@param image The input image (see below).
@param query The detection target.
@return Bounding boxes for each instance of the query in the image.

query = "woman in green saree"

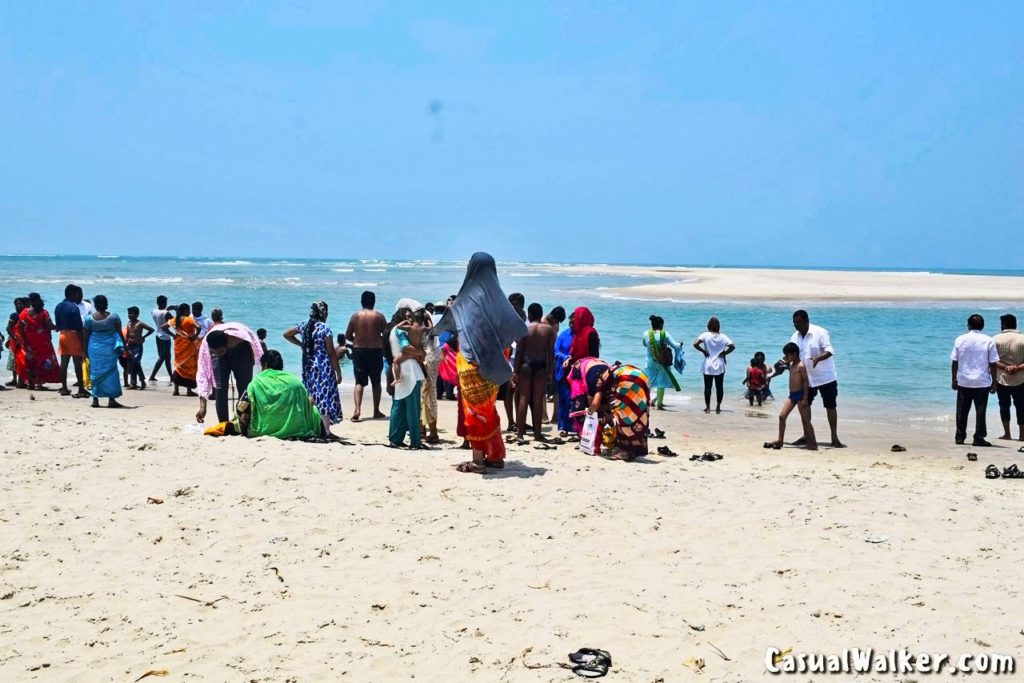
[235,350,325,439]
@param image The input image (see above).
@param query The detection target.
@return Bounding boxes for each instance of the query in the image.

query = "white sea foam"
[361,268,387,273]
[509,272,543,277]
[199,260,254,266]
[346,282,380,287]
[331,268,354,273]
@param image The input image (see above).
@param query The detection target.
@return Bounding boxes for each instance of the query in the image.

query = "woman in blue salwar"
[83,294,128,408]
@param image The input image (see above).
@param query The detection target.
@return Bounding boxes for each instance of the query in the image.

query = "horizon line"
[1,253,1022,275]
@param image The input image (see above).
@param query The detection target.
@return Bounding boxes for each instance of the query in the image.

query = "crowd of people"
[4,255,1024,471]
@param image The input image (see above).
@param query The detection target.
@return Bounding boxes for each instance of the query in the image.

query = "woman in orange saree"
[431,253,528,474]
[456,349,506,468]
[166,303,200,396]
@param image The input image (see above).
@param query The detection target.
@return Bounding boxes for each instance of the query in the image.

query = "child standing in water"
[765,342,816,450]
[743,357,768,406]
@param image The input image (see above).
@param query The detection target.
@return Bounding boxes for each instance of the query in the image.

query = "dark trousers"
[955,386,990,443]
[703,373,724,407]
[996,383,1024,425]
[215,343,254,422]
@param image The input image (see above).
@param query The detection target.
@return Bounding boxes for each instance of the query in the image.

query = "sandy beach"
[3,381,1023,681]
[552,265,1024,302]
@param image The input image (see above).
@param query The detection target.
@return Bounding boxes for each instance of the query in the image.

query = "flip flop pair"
[690,452,724,462]
[656,445,678,457]
[762,441,782,450]
[569,648,611,678]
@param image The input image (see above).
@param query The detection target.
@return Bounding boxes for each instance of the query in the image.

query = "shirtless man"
[513,303,555,442]
[346,290,388,421]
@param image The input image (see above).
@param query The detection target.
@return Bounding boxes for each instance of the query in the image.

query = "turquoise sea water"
[2,255,1021,422]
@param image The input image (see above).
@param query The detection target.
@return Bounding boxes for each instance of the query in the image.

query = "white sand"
[3,382,1023,681]
[553,265,1024,302]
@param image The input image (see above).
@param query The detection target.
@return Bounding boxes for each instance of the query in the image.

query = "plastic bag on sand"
[580,414,600,455]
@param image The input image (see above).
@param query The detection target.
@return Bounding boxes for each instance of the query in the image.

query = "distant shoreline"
[551,265,1024,303]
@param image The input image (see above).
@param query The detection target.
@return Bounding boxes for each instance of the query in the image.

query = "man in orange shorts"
[54,284,88,398]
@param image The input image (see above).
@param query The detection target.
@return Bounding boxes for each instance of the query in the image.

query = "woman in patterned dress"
[284,300,342,433]
[571,359,651,460]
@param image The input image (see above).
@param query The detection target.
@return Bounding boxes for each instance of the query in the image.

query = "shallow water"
[2,255,1020,421]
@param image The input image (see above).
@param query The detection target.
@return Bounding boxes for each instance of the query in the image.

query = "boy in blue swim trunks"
[765,342,817,450]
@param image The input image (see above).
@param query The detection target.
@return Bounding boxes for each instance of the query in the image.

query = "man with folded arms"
[993,313,1024,441]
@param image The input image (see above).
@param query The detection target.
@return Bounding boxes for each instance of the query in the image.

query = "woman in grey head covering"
[432,252,528,473]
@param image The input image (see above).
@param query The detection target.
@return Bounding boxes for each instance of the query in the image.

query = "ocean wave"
[332,268,354,273]
[200,278,236,284]
[509,272,543,277]
[199,260,254,266]
[95,255,120,259]
[345,282,380,287]
[361,268,387,273]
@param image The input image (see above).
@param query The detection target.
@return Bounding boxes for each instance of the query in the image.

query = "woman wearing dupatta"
[163,302,200,396]
[18,293,61,389]
[83,294,127,408]
[642,315,682,410]
[431,253,528,474]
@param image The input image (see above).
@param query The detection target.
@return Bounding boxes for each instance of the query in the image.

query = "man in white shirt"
[191,301,213,339]
[951,314,999,446]
[791,310,844,448]
[149,295,173,382]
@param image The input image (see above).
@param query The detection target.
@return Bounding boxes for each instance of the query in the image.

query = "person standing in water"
[693,316,735,414]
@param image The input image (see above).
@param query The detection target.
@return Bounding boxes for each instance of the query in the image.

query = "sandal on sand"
[569,648,612,678]
[967,452,978,462]
[762,442,782,450]
[652,428,666,439]
[547,437,566,445]
[1002,464,1024,479]
[701,451,724,461]
[656,446,678,457]
[456,461,487,474]
[534,443,556,450]
[1018,446,1024,453]
[985,464,1001,479]
[891,444,907,452]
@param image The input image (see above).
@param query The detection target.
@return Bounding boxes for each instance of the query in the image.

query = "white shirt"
[950,330,998,388]
[153,308,171,340]
[697,331,734,376]
[791,324,837,388]
[193,314,213,339]
[390,328,424,401]
[78,300,95,323]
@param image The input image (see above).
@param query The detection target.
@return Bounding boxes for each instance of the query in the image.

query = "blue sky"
[1,2,1022,267]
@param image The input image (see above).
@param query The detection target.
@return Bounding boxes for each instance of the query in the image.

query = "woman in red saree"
[431,253,528,474]
[18,293,61,389]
